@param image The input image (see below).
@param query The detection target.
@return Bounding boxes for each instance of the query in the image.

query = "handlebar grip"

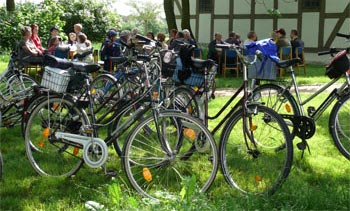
[215,44,230,49]
[336,32,350,39]
[318,51,332,56]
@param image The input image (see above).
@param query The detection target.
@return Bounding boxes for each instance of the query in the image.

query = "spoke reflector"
[73,147,80,155]
[285,103,291,113]
[43,128,50,139]
[142,167,152,182]
[255,175,262,182]
[184,128,196,140]
[38,141,45,148]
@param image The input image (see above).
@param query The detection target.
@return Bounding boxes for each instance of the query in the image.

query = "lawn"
[0,52,349,210]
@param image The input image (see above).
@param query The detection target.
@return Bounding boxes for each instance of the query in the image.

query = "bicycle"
[24,52,219,201]
[250,32,350,160]
[0,50,37,128]
[172,41,293,196]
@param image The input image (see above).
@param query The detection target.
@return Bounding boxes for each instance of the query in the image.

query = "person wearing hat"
[101,30,122,71]
[274,28,291,53]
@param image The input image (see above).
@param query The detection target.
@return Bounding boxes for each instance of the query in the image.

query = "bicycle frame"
[282,66,350,121]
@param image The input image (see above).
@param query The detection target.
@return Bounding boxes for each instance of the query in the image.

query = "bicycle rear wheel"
[252,84,299,134]
[25,96,88,177]
[329,93,350,160]
[122,110,218,201]
[219,105,293,195]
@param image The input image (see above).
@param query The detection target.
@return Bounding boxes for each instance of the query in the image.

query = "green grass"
[0,50,348,210]
[0,92,349,210]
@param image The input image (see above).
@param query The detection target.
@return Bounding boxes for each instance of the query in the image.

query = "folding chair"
[295,47,306,75]
[222,49,240,78]
[279,46,292,77]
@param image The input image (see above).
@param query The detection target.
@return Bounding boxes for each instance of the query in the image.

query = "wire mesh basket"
[248,56,278,80]
[41,66,71,93]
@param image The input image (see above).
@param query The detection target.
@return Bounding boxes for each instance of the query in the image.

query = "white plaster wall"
[255,19,274,40]
[255,0,273,14]
[190,0,196,14]
[326,0,349,13]
[232,19,251,41]
[213,19,229,40]
[214,0,229,14]
[301,13,319,48]
[325,18,350,47]
[278,1,298,14]
[233,0,251,14]
[276,19,298,37]
[198,14,212,43]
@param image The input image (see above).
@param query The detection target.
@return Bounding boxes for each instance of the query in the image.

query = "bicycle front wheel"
[219,105,293,195]
[25,96,88,177]
[329,93,350,160]
[122,110,218,201]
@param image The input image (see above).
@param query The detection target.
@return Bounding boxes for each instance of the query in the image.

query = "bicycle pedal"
[296,141,306,150]
[248,149,260,158]
[104,170,117,177]
[307,106,315,117]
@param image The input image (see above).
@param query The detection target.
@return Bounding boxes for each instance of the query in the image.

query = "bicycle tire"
[90,73,121,125]
[219,105,293,195]
[0,150,3,179]
[122,110,218,201]
[169,86,201,118]
[329,93,350,160]
[252,83,300,134]
[25,96,88,177]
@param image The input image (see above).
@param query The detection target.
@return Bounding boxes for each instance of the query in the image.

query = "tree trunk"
[164,0,177,31]
[6,0,15,12]
[181,0,195,40]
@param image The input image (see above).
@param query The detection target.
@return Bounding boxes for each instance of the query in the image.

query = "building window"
[199,0,213,13]
[303,0,320,9]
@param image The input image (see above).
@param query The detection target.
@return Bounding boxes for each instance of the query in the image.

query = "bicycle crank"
[54,132,108,168]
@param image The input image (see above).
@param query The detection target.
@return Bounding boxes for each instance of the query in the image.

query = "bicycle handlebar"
[336,32,350,39]
[135,34,162,47]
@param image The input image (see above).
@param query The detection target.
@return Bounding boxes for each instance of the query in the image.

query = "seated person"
[274,28,291,54]
[47,36,70,59]
[244,31,258,45]
[67,32,77,46]
[183,29,197,47]
[207,32,224,63]
[30,24,44,53]
[17,26,43,66]
[75,33,93,64]
[46,26,59,49]
[168,31,185,51]
[101,30,122,71]
[290,29,304,59]
[225,31,240,45]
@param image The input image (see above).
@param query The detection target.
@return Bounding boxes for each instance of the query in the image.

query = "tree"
[163,0,177,31]
[180,0,194,40]
[6,0,15,12]
[127,0,166,34]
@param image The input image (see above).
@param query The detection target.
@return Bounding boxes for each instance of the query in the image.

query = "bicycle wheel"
[219,105,293,195]
[169,86,201,118]
[25,96,88,177]
[329,93,350,160]
[0,150,2,179]
[252,83,300,133]
[122,110,218,201]
[90,74,121,125]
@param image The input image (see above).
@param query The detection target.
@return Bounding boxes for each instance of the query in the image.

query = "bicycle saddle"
[275,58,301,68]
[191,58,214,69]
[109,56,128,64]
[72,62,100,73]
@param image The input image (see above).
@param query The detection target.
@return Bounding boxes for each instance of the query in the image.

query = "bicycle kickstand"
[103,164,117,177]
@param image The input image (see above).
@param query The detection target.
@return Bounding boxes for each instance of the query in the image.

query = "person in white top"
[243,31,258,45]
[75,33,93,64]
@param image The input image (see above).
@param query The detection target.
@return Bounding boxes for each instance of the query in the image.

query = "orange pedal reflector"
[187,106,193,114]
[52,103,59,110]
[184,128,196,140]
[250,124,257,131]
[142,167,152,182]
[43,128,50,139]
[73,147,80,156]
[255,175,262,182]
[38,141,45,148]
[285,103,291,113]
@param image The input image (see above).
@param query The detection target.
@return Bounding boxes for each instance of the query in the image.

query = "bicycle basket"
[325,50,349,79]
[248,55,278,80]
[41,66,70,93]
[160,50,177,77]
